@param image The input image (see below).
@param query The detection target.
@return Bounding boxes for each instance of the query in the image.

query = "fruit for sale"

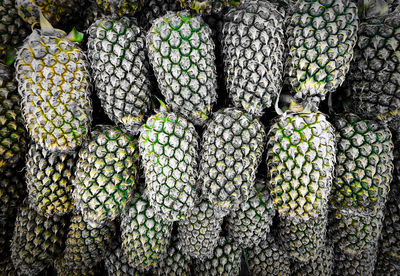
[104,242,144,276]
[221,0,285,116]
[15,15,92,153]
[72,125,138,227]
[156,242,191,276]
[96,0,145,16]
[146,11,217,125]
[87,16,152,135]
[291,243,334,276]
[332,248,377,276]
[177,0,240,14]
[139,104,198,221]
[139,0,181,30]
[0,166,26,221]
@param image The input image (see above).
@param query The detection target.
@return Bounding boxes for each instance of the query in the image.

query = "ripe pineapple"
[291,244,334,275]
[60,212,115,273]
[26,143,76,217]
[10,200,67,275]
[139,104,198,221]
[200,107,265,212]
[156,242,192,276]
[221,0,286,116]
[72,125,138,227]
[349,3,400,131]
[15,16,92,153]
[120,191,173,271]
[177,0,240,14]
[0,62,26,172]
[139,0,181,30]
[105,242,144,276]
[245,234,291,276]
[87,16,152,135]
[177,199,224,260]
[226,179,275,247]
[0,165,26,221]
[329,113,393,255]
[193,237,241,276]
[96,0,145,16]
[286,0,359,109]
[146,11,217,125]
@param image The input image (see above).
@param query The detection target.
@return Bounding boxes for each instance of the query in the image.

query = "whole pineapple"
[26,143,76,217]
[60,212,115,273]
[15,16,92,153]
[0,62,26,172]
[349,3,400,131]
[120,191,173,271]
[286,0,359,109]
[329,113,393,255]
[177,0,240,14]
[177,199,224,260]
[139,104,199,221]
[72,125,138,227]
[221,0,286,116]
[156,242,192,276]
[87,16,152,135]
[96,0,145,16]
[193,237,241,276]
[200,107,265,212]
[10,200,67,275]
[245,234,291,276]
[291,243,334,276]
[225,179,275,247]
[146,11,217,126]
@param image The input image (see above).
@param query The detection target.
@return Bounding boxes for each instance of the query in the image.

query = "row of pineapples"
[0,0,399,275]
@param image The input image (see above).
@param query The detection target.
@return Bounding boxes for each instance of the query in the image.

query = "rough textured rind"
[286,0,359,108]
[146,11,217,125]
[200,107,265,211]
[0,166,26,221]
[105,243,144,276]
[121,192,173,271]
[177,199,223,260]
[291,243,334,276]
[222,0,285,116]
[15,29,92,153]
[156,242,191,276]
[96,0,145,16]
[139,109,198,221]
[332,248,377,276]
[87,16,151,135]
[72,125,138,227]
[26,143,76,217]
[177,0,240,14]
[139,0,181,30]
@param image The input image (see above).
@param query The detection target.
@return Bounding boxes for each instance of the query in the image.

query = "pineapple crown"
[39,12,84,43]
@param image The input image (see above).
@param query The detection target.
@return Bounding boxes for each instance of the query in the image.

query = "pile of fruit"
[0,0,399,275]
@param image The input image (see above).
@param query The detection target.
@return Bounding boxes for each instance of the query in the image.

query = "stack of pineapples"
[0,0,399,275]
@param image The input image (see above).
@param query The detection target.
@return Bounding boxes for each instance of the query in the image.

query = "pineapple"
[375,254,400,275]
[96,0,145,16]
[221,0,286,116]
[120,191,173,271]
[26,143,76,217]
[72,125,138,227]
[0,61,27,172]
[10,199,67,275]
[15,15,92,153]
[286,0,359,109]
[139,104,198,221]
[87,16,152,135]
[59,212,115,273]
[193,237,241,276]
[225,179,275,247]
[139,0,181,30]
[146,11,217,126]
[329,113,393,255]
[245,234,291,276]
[177,199,224,260]
[54,257,99,276]
[332,248,377,276]
[0,165,26,221]
[156,242,192,276]
[200,107,265,212]
[0,0,29,57]
[0,217,15,266]
[104,241,144,276]
[291,244,334,275]
[349,2,400,132]
[177,0,240,14]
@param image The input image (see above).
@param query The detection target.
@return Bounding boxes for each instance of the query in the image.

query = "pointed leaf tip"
[39,11,54,34]
[65,28,84,43]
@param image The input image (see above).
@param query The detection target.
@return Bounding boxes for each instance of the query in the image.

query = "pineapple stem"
[65,28,84,43]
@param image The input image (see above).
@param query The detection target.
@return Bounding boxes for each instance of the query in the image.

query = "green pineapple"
[0,165,26,221]
[200,107,266,212]
[291,244,334,275]
[87,16,152,135]
[146,11,217,126]
[26,143,76,217]
[156,241,192,276]
[0,62,26,172]
[286,0,359,109]
[177,199,224,260]
[72,125,138,227]
[329,113,393,255]
[225,179,275,247]
[10,199,67,275]
[15,16,92,153]
[139,104,199,221]
[177,0,240,14]
[120,191,173,271]
[245,234,291,276]
[193,237,241,276]
[221,0,286,116]
[96,0,145,16]
[59,212,115,273]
